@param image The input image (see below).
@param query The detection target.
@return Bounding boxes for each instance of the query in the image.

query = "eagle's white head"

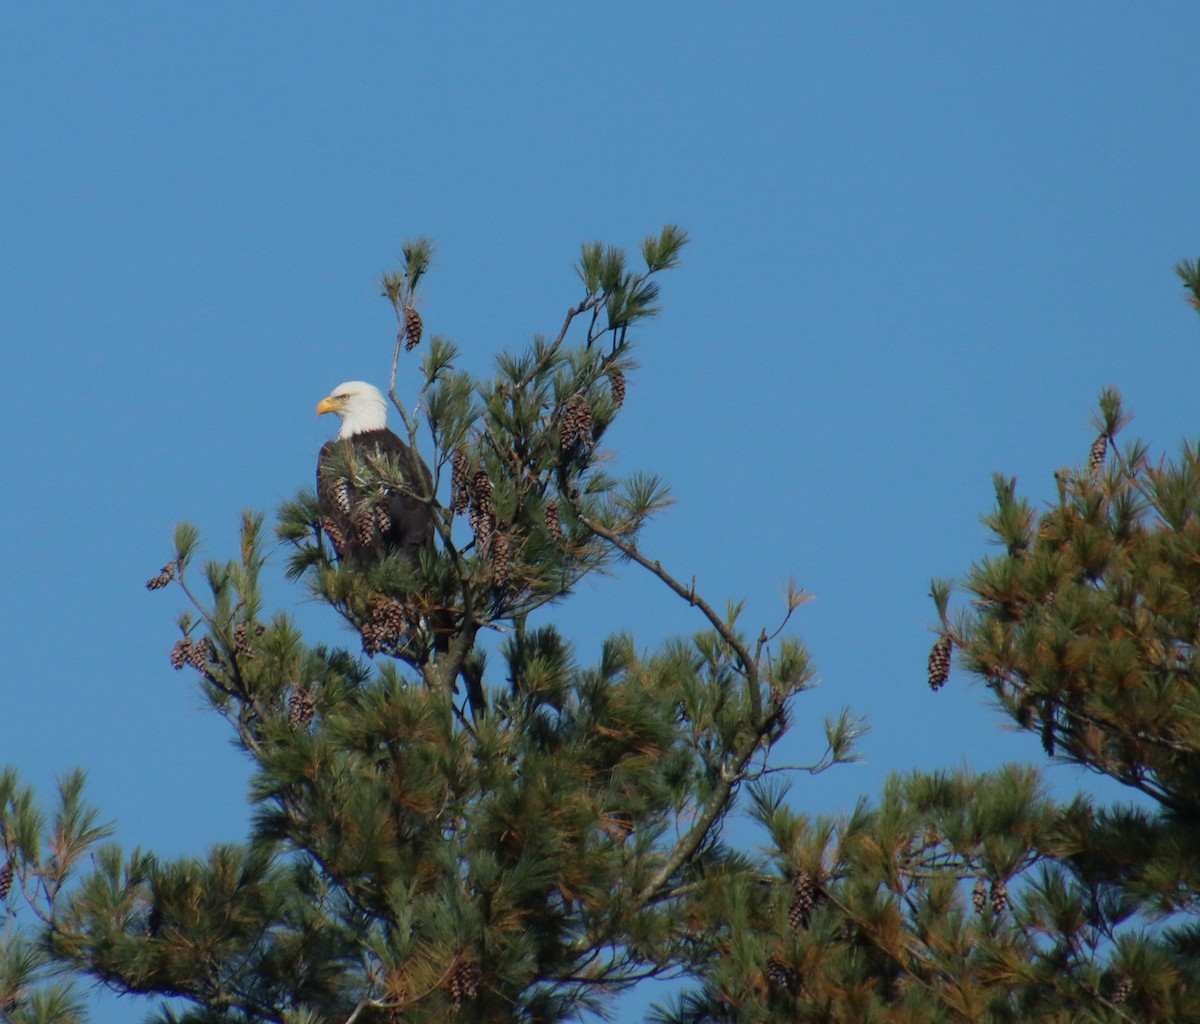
[316,381,389,439]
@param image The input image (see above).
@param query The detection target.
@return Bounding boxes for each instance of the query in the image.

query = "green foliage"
[915,386,1200,1020]
[380,237,435,310]
[663,761,1198,1024]
[0,230,851,1024]
[949,399,1200,816]
[13,246,1199,1024]
[666,366,1200,1019]
[0,769,111,1022]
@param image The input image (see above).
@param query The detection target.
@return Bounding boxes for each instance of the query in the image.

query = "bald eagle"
[315,381,434,566]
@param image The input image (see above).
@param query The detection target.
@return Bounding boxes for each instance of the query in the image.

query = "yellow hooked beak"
[316,396,340,416]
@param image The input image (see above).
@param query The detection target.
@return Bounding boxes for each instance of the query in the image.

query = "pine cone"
[361,597,413,656]
[360,620,387,657]
[544,499,563,542]
[989,878,1008,916]
[608,368,626,408]
[560,394,593,452]
[474,513,495,551]
[448,961,482,1008]
[403,304,424,350]
[472,469,493,516]
[170,638,194,671]
[928,636,952,691]
[470,470,495,547]
[145,563,175,590]
[492,532,511,590]
[451,450,470,516]
[233,623,254,658]
[765,954,801,996]
[288,686,316,730]
[972,876,986,914]
[354,507,376,549]
[1112,976,1132,1004]
[0,859,13,900]
[320,517,345,558]
[188,636,212,672]
[788,869,818,931]
[375,501,393,536]
[331,479,353,517]
[1041,712,1055,757]
[1088,433,1108,475]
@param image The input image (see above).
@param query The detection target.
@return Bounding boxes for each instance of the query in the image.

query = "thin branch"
[342,999,370,1024]
[756,583,811,654]
[387,332,417,440]
[516,292,606,390]
[575,511,760,718]
[746,756,847,779]
[631,726,764,908]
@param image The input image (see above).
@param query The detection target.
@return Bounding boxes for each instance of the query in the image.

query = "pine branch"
[574,511,761,719]
[386,330,418,440]
[515,292,607,392]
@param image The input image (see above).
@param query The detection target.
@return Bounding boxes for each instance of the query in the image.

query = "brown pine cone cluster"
[288,686,316,730]
[145,563,175,590]
[989,878,1009,916]
[765,953,801,996]
[233,622,258,658]
[0,859,14,900]
[559,394,593,452]
[788,868,822,931]
[361,596,414,656]
[448,961,482,1009]
[170,636,214,675]
[170,638,192,670]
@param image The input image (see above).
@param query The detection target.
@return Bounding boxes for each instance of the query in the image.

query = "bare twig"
[516,292,606,390]
[387,331,418,440]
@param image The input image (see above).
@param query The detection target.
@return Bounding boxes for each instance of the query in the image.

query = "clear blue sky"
[3,5,1199,1021]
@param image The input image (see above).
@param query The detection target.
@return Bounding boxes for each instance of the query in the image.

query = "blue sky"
[3,5,1199,1021]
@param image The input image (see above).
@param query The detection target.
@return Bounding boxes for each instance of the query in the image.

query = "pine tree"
[0,769,109,1024]
[0,230,860,1024]
[923,383,1200,1021]
[659,265,1200,1024]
